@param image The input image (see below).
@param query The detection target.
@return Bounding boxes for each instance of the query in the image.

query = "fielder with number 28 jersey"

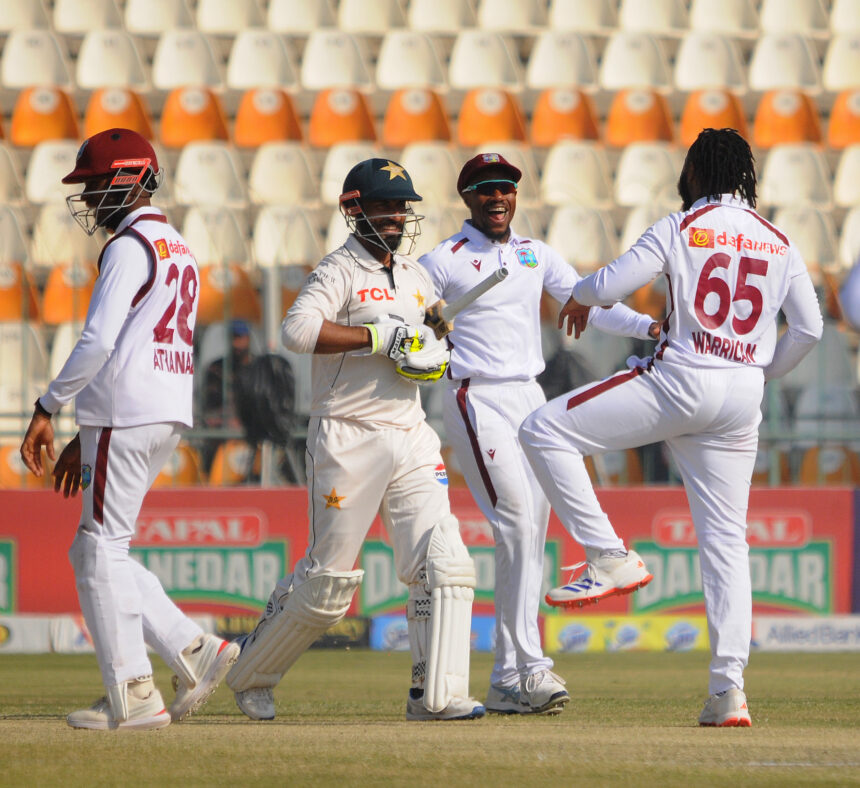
[520,129,823,728]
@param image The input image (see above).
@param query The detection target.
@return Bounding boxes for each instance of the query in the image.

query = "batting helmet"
[339,158,423,256]
[64,127,162,235]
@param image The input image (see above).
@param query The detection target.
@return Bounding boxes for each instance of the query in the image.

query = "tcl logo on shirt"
[357,287,395,302]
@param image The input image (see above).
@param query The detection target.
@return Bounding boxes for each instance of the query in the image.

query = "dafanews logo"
[154,239,169,260]
[130,512,286,611]
[0,541,14,614]
[688,227,714,248]
[632,509,832,614]
[358,540,559,616]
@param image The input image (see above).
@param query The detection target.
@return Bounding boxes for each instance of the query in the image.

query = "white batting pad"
[226,570,363,692]
[422,516,477,713]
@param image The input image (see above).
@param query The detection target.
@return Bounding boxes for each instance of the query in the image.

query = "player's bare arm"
[313,319,376,354]
[20,400,56,477]
[53,433,82,498]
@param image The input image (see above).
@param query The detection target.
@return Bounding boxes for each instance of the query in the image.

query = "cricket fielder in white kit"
[226,159,484,722]
[519,129,823,727]
[20,128,239,730]
[419,153,660,715]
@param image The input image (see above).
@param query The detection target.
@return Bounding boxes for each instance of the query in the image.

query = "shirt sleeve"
[763,255,824,381]
[282,257,349,354]
[40,236,150,413]
[588,302,656,339]
[573,216,672,306]
[539,242,580,304]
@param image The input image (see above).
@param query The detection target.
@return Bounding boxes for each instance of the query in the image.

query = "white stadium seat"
[674,32,746,93]
[247,142,318,206]
[124,0,194,36]
[759,0,828,36]
[448,31,522,90]
[0,207,29,264]
[758,144,832,209]
[830,0,860,33]
[173,142,246,207]
[617,0,687,35]
[546,205,617,273]
[748,33,821,93]
[838,206,860,268]
[598,31,672,91]
[688,0,757,36]
[267,0,336,33]
[475,0,546,32]
[834,146,860,208]
[300,30,374,90]
[526,31,598,91]
[54,0,122,33]
[320,142,380,205]
[411,208,462,259]
[375,31,447,90]
[407,0,476,32]
[773,207,838,284]
[76,30,149,91]
[226,29,299,90]
[25,141,79,204]
[338,0,406,33]
[253,206,322,267]
[540,140,613,208]
[151,30,222,90]
[324,207,350,254]
[823,34,860,93]
[181,207,249,267]
[398,142,461,207]
[614,142,682,207]
[1,30,73,90]
[0,0,50,31]
[620,202,677,251]
[196,0,264,34]
[31,202,100,268]
[0,144,22,205]
[547,0,616,33]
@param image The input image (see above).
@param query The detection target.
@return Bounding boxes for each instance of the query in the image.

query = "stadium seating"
[1,29,74,89]
[758,144,832,209]
[398,142,461,206]
[31,202,100,269]
[759,0,829,36]
[598,31,672,91]
[457,89,527,147]
[822,33,860,93]
[196,0,264,33]
[226,29,299,90]
[381,89,452,147]
[830,0,860,32]
[530,88,600,146]
[181,206,249,266]
[83,88,154,140]
[234,89,302,148]
[308,88,377,147]
[614,142,681,206]
[10,88,78,148]
[679,90,748,147]
[773,206,838,284]
[585,449,644,486]
[839,206,860,268]
[617,0,686,35]
[124,0,194,35]
[319,142,380,204]
[160,87,230,149]
[476,0,546,31]
[300,30,373,90]
[338,0,406,32]
[546,0,617,33]
[448,31,522,90]
[42,262,97,325]
[172,142,246,207]
[152,443,205,488]
[605,89,673,147]
[76,30,149,91]
[828,90,860,150]
[375,31,447,90]
[673,32,747,93]
[151,30,222,90]
[53,0,123,32]
[0,207,30,264]
[0,443,53,489]
[0,0,51,31]
[208,440,260,485]
[196,263,262,325]
[252,206,322,267]
[526,31,599,90]
[546,205,617,273]
[540,140,613,207]
[25,141,79,204]
[748,33,822,92]
[753,90,823,149]
[267,0,337,33]
[0,262,39,323]
[247,142,317,205]
[688,0,757,36]
[799,446,860,485]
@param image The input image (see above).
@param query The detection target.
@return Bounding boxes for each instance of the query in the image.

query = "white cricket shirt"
[41,207,198,427]
[282,235,435,428]
[419,220,654,381]
[572,195,823,377]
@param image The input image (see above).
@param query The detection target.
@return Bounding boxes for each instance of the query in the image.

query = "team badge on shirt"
[516,248,538,268]
[81,464,92,490]
[688,227,715,248]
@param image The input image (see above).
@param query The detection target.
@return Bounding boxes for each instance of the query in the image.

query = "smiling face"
[461,165,518,242]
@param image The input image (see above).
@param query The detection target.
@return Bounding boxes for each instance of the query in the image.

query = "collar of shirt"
[689,193,751,211]
[459,219,526,250]
[345,232,405,271]
[113,205,165,234]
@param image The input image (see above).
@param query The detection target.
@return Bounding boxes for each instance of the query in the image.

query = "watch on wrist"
[34,398,52,419]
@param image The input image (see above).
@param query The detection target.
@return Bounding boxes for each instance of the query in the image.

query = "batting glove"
[395,325,450,385]
[364,315,417,362]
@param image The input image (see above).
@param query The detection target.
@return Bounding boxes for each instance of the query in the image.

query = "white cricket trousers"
[287,417,454,591]
[69,423,202,688]
[443,378,552,686]
[520,359,763,694]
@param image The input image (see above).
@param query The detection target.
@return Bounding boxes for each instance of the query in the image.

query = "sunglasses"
[461,179,518,196]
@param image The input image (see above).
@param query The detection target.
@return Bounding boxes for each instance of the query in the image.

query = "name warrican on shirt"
[572,194,823,378]
[41,207,198,428]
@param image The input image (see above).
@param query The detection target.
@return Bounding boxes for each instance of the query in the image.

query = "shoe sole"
[235,694,275,721]
[485,706,527,715]
[406,705,487,721]
[171,641,241,722]
[545,573,654,609]
[700,717,752,727]
[528,693,570,715]
[67,711,172,731]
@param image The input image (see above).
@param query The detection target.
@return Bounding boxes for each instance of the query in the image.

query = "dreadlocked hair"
[686,128,756,208]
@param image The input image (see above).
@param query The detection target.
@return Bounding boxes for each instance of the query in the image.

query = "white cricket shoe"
[485,682,526,714]
[545,549,653,609]
[698,688,752,727]
[169,634,241,721]
[521,670,569,715]
[67,677,171,731]
[406,689,486,721]
[235,687,276,720]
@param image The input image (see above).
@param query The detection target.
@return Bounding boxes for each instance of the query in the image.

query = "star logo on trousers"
[324,488,346,509]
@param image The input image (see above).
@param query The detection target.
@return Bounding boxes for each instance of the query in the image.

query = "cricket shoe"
[521,670,569,715]
[406,689,486,721]
[698,689,752,727]
[169,634,241,721]
[545,549,653,609]
[67,677,171,731]
[485,682,526,714]
[235,687,276,721]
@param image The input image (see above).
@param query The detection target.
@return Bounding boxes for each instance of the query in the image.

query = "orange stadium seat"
[751,447,791,485]
[585,449,644,485]
[605,89,672,147]
[753,90,822,149]
[308,88,376,148]
[531,88,599,147]
[381,89,451,148]
[152,443,205,488]
[828,90,860,150]
[234,89,302,148]
[83,88,153,139]
[160,87,229,149]
[208,440,260,485]
[42,261,97,325]
[0,262,39,322]
[680,90,748,147]
[10,87,79,148]
[197,263,262,326]
[457,88,527,147]
[799,446,860,485]
[0,444,53,489]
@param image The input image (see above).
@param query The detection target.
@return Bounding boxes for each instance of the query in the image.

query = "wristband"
[34,398,52,419]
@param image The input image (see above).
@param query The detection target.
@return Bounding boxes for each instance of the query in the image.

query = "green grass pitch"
[0,650,858,786]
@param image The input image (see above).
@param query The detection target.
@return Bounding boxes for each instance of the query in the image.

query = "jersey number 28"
[693,253,768,335]
[153,262,198,345]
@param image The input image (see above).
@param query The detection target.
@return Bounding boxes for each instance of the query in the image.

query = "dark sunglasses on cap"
[460,179,518,196]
